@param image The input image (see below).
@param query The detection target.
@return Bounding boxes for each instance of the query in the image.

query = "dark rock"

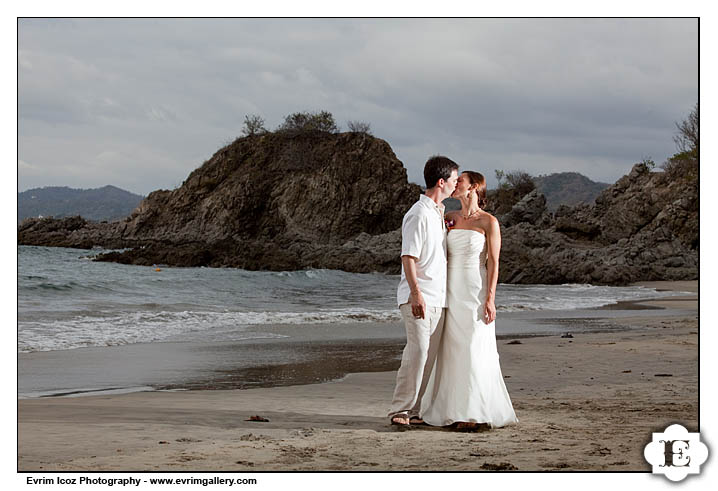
[496,161,697,285]
[500,189,549,227]
[19,132,421,274]
[18,133,697,285]
[480,462,518,471]
[554,204,600,240]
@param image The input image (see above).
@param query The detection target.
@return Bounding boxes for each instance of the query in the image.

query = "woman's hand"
[483,298,496,324]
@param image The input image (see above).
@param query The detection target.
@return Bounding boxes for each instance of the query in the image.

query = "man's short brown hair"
[424,155,459,189]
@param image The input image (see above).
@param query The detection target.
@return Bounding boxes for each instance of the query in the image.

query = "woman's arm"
[483,215,501,324]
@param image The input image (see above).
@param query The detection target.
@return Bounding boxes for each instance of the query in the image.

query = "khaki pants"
[388,303,446,418]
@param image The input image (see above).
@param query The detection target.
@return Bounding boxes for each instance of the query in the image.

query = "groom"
[389,155,459,426]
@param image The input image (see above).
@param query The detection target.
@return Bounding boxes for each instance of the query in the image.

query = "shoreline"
[19,281,698,398]
[18,281,698,471]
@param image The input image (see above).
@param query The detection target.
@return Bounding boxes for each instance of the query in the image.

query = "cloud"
[18,18,697,194]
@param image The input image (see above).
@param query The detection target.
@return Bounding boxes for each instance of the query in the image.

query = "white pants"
[388,304,446,418]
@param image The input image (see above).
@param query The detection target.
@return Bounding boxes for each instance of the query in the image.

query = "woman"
[419,171,518,430]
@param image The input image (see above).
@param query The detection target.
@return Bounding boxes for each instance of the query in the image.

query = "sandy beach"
[18,281,698,472]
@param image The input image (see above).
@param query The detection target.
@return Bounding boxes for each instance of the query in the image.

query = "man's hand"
[401,255,425,319]
[409,290,427,319]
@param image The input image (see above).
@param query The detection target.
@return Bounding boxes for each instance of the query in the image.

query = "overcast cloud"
[18,18,697,195]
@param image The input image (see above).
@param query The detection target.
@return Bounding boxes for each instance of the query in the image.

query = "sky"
[18,18,697,196]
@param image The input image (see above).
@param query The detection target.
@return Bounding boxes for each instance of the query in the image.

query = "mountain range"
[533,172,610,210]
[18,185,144,224]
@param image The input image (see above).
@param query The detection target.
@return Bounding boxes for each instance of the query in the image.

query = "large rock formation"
[18,133,698,285]
[19,131,421,273]
[498,161,698,284]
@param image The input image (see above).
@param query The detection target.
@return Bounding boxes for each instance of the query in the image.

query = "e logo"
[644,424,708,482]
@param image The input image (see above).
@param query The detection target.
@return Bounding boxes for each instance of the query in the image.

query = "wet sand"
[19,298,694,398]
[18,281,698,471]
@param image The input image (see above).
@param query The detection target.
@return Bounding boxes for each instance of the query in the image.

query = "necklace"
[461,209,481,219]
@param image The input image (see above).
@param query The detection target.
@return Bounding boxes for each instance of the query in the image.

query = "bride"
[420,171,518,430]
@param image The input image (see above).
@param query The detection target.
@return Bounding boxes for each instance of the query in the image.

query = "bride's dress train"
[420,229,518,428]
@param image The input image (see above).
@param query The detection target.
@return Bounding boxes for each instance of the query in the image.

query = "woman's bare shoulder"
[480,212,500,230]
[478,210,497,222]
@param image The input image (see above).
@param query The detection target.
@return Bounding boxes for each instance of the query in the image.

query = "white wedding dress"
[420,228,518,428]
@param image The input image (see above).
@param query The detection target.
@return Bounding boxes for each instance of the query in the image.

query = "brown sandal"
[455,422,481,432]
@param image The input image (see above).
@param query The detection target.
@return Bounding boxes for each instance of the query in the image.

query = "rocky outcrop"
[19,131,421,273]
[18,134,698,285]
[496,161,698,284]
[17,216,130,249]
[500,189,551,228]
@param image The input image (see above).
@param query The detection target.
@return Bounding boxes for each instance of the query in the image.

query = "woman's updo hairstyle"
[463,171,487,209]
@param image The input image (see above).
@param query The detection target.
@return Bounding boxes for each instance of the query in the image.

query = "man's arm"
[401,255,426,319]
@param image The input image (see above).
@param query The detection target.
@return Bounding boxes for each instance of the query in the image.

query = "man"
[389,155,459,427]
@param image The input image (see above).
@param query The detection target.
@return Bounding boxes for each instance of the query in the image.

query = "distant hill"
[533,172,610,211]
[18,185,144,224]
[442,172,610,213]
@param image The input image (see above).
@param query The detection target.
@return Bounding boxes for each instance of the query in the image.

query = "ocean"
[19,245,695,398]
[18,245,685,354]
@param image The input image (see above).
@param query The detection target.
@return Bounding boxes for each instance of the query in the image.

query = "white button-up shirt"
[396,194,448,308]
